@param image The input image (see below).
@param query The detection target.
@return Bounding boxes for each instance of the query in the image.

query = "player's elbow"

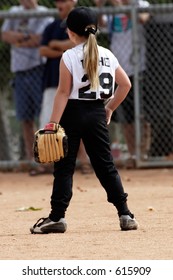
[127,79,132,91]
[123,79,132,95]
[121,82,132,99]
[60,90,70,99]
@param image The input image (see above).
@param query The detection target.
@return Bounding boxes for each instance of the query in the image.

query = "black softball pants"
[49,100,131,221]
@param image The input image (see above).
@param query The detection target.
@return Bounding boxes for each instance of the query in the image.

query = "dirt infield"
[0,168,173,260]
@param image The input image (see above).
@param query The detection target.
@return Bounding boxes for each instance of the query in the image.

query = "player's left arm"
[105,65,131,124]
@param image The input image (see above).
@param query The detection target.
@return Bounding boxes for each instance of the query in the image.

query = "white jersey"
[62,43,119,100]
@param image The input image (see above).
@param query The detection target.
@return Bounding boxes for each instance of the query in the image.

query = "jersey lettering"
[78,72,113,100]
[79,74,97,99]
[99,57,110,67]
[81,57,110,67]
[100,73,113,99]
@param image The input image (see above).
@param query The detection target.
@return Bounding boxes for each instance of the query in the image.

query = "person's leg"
[122,123,135,155]
[81,101,137,228]
[21,120,35,160]
[28,87,57,175]
[14,72,35,160]
[119,77,136,167]
[82,104,138,230]
[121,74,151,166]
[49,113,82,220]
[77,140,93,174]
[83,120,130,216]
[27,66,54,174]
[39,88,57,128]
[140,119,151,159]
[30,102,81,233]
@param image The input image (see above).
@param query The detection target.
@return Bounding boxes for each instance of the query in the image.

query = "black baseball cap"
[66,6,98,36]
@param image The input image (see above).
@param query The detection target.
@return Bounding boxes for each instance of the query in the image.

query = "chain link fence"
[0,0,173,170]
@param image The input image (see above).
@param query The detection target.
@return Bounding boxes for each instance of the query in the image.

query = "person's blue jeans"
[14,65,44,120]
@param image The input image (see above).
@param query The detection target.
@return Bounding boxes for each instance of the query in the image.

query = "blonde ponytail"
[83,31,99,90]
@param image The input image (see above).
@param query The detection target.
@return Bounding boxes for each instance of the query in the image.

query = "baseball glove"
[33,122,68,163]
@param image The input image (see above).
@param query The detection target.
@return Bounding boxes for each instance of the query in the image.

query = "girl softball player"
[30,6,138,234]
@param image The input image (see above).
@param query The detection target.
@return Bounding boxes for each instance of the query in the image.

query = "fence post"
[131,0,141,167]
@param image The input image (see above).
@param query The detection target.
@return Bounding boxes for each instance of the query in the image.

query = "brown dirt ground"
[0,168,173,260]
